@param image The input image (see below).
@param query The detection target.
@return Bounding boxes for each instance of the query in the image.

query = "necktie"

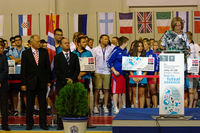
[66,53,70,65]
[34,51,39,65]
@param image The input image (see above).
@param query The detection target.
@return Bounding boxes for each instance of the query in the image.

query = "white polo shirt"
[92,44,114,74]
[70,42,76,52]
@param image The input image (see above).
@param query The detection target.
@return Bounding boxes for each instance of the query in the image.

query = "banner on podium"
[159,53,184,116]
[122,56,154,71]
[79,57,95,71]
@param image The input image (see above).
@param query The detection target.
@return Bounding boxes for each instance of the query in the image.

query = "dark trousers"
[56,89,63,127]
[26,84,47,127]
[0,91,8,128]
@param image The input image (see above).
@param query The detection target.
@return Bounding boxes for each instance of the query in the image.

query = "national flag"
[119,13,133,34]
[137,12,152,33]
[46,14,59,35]
[74,14,87,35]
[175,11,190,32]
[0,15,4,36]
[47,14,56,103]
[194,11,200,33]
[18,15,32,36]
[99,12,114,35]
[156,12,171,33]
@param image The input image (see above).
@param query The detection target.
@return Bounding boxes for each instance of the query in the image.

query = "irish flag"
[119,13,133,33]
[156,12,171,33]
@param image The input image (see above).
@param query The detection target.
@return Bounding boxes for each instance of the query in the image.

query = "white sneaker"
[122,105,126,108]
[114,107,119,114]
[131,105,134,108]
[93,107,99,114]
[103,106,109,113]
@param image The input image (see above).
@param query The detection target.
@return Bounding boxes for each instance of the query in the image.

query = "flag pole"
[153,11,155,40]
[11,13,13,37]
[134,11,136,40]
[192,10,193,34]
[67,12,69,40]
[38,13,40,38]
[96,12,98,46]
[115,12,117,36]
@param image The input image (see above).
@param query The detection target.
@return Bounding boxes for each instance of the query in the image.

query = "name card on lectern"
[79,57,95,71]
[122,56,154,71]
[8,60,15,74]
[187,59,199,73]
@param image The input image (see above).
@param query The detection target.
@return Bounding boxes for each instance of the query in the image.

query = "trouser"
[0,91,8,128]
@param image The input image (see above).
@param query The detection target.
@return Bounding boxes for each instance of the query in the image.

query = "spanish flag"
[46,14,60,35]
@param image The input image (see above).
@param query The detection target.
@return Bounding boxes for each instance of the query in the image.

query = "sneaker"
[103,106,109,113]
[93,107,99,114]
[122,105,126,108]
[13,110,19,116]
[131,105,134,108]
[114,107,119,114]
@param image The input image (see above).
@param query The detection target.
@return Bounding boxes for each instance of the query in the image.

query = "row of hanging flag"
[0,11,200,37]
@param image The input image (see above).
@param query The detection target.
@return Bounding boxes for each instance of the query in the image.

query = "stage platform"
[113,108,200,133]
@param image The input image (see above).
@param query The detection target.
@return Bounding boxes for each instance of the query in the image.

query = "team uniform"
[72,49,93,91]
[107,46,128,94]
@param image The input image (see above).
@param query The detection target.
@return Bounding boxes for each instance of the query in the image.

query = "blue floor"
[0,125,112,131]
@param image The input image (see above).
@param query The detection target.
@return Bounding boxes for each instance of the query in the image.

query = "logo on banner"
[88,58,94,64]
[70,125,79,133]
[192,60,198,66]
[162,85,182,115]
[148,58,153,64]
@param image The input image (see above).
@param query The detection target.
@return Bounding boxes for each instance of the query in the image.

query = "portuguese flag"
[156,12,171,33]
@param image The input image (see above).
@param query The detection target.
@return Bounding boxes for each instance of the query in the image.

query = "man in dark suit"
[54,37,80,130]
[21,35,51,130]
[0,42,10,131]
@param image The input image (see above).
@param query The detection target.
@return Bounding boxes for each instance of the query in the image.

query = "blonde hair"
[186,31,192,40]
[72,32,79,42]
[138,37,143,42]
[171,17,184,31]
[143,40,150,45]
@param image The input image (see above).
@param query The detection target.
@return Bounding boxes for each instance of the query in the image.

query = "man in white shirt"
[92,34,114,113]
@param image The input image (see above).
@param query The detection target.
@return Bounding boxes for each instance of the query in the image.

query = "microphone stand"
[156,31,166,53]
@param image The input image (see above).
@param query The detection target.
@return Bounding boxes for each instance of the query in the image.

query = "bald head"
[60,38,70,52]
[30,35,41,50]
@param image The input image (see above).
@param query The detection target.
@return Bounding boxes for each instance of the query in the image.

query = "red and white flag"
[18,15,32,36]
[119,13,133,34]
[194,11,200,33]
[47,13,56,103]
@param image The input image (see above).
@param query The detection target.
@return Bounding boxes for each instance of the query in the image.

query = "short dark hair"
[10,37,15,42]
[88,38,94,42]
[28,40,30,43]
[77,37,86,45]
[85,36,89,39]
[0,41,5,48]
[3,40,7,43]
[14,35,22,40]
[112,36,119,40]
[40,39,47,44]
[99,34,109,44]
[54,28,63,35]
[118,36,129,46]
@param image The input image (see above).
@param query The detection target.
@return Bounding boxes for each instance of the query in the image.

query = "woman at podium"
[161,17,190,51]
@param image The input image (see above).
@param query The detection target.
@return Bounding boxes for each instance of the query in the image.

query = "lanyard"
[16,48,22,58]
[101,48,106,61]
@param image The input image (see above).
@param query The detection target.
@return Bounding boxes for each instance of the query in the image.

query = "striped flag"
[47,14,56,103]
[137,12,152,33]
[74,14,87,35]
[175,11,190,32]
[156,12,171,33]
[18,15,32,36]
[119,13,133,34]
[0,15,4,36]
[46,15,59,35]
[194,11,200,33]
[99,12,114,35]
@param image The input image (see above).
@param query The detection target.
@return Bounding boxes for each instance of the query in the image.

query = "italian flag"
[156,12,171,33]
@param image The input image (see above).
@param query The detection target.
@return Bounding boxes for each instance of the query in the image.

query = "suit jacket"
[0,54,8,92]
[54,52,80,90]
[21,48,51,90]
